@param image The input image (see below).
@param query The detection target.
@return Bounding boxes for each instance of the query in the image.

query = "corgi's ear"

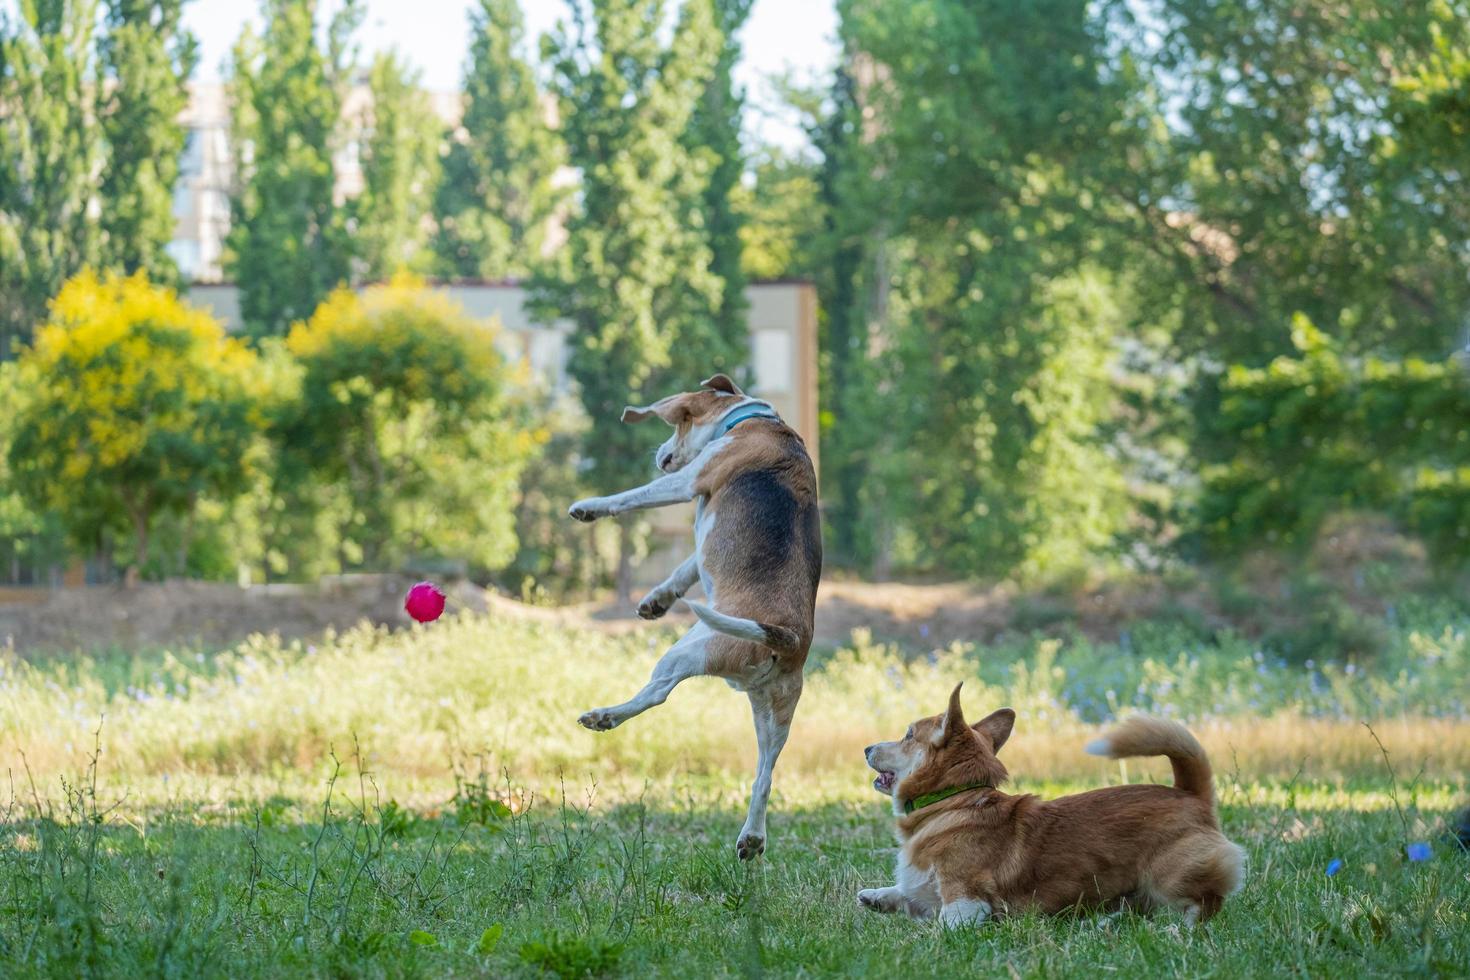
[972,708,1016,753]
[621,394,691,425]
[700,373,743,396]
[934,683,967,745]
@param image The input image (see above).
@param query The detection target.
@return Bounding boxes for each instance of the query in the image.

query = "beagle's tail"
[684,600,801,653]
[1085,715,1215,807]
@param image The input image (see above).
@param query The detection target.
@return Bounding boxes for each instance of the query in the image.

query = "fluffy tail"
[684,600,800,653]
[1085,715,1215,806]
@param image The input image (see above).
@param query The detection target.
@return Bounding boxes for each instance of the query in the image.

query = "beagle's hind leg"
[735,674,801,860]
[577,623,712,731]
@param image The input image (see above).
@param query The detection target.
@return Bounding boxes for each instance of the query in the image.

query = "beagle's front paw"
[568,498,609,523]
[637,591,672,620]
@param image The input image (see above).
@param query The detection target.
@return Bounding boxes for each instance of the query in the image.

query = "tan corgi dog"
[860,685,1245,926]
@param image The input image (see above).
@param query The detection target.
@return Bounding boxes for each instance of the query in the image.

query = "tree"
[353,51,440,279]
[1111,0,1470,364]
[842,0,1130,579]
[534,0,723,595]
[734,145,822,282]
[280,275,539,571]
[226,0,360,336]
[6,271,265,579]
[431,0,560,281]
[0,361,68,584]
[682,0,753,364]
[0,0,102,360]
[97,0,197,285]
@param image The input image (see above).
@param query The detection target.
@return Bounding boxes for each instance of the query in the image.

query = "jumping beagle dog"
[567,373,822,860]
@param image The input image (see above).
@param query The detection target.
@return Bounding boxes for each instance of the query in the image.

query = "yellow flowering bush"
[6,271,265,572]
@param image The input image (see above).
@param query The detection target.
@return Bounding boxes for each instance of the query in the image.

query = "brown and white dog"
[860,685,1245,926]
[567,373,822,860]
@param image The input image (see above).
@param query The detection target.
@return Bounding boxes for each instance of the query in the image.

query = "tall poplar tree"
[679,0,753,374]
[97,0,197,285]
[0,0,101,360]
[431,0,560,281]
[534,0,722,593]
[353,51,440,279]
[226,0,360,335]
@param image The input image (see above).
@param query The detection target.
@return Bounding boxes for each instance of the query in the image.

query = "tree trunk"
[616,523,633,603]
[177,493,198,577]
[128,508,149,588]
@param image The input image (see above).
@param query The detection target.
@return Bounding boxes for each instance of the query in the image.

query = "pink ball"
[404,581,446,623]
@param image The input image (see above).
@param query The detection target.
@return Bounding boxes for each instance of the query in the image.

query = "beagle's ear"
[621,394,691,425]
[933,683,967,745]
[972,707,1016,753]
[700,373,744,396]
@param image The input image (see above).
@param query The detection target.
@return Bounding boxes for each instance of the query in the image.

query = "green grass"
[0,609,1467,976]
[3,765,1465,978]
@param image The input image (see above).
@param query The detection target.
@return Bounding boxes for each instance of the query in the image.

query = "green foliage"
[280,274,540,571]
[682,0,754,363]
[431,0,561,281]
[0,362,68,581]
[734,146,822,281]
[1121,0,1470,363]
[496,398,616,600]
[518,932,626,978]
[226,0,360,335]
[97,0,197,285]
[6,271,266,575]
[841,0,1129,580]
[352,51,440,279]
[0,0,102,359]
[1201,318,1470,560]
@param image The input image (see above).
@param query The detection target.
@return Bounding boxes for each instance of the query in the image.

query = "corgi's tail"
[684,600,800,653]
[1085,715,1215,806]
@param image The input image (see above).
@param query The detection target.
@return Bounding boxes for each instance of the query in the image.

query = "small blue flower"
[919,624,930,639]
[1325,858,1343,877]
[1406,842,1432,862]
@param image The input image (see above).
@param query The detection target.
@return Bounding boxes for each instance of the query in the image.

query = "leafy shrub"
[1201,316,1470,564]
[279,274,542,572]
[6,271,265,578]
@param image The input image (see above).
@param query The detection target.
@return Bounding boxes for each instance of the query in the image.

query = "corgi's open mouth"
[873,770,896,793]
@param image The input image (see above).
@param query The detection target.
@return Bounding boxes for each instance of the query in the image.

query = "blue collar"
[720,404,781,435]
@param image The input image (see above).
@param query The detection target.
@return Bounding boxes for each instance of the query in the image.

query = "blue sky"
[183,0,840,151]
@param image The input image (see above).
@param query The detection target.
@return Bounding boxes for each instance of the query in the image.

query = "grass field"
[1,607,1467,977]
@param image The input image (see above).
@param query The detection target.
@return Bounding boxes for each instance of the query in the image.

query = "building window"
[167,239,200,280]
[753,329,794,393]
[180,128,203,176]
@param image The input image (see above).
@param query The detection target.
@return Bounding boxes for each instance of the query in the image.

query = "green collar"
[720,404,781,436]
[903,782,989,815]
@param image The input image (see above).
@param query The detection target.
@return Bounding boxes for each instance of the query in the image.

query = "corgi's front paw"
[858,887,904,913]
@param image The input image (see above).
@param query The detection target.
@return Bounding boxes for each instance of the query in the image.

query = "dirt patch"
[0,576,489,656]
[1,574,1184,657]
